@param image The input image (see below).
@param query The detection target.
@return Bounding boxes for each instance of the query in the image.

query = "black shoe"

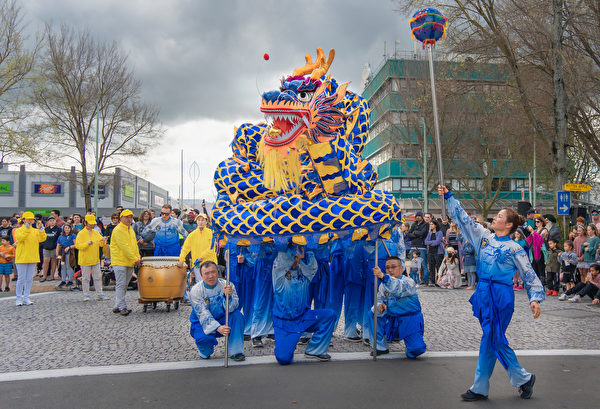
[4,287,9,292]
[243,335,251,342]
[519,374,535,399]
[362,339,371,347]
[66,281,73,287]
[344,336,362,343]
[461,389,488,402]
[298,336,310,345]
[304,352,331,361]
[267,334,275,340]
[370,349,389,356]
[112,307,121,314]
[119,309,131,316]
[251,337,263,348]
[230,353,245,362]
[57,281,66,289]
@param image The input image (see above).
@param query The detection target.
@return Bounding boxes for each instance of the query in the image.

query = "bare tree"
[0,0,39,166]
[30,24,163,209]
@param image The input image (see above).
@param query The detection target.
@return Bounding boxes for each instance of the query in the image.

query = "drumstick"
[224,248,230,368]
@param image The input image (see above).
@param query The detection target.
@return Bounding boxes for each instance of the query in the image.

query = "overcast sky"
[21,0,414,204]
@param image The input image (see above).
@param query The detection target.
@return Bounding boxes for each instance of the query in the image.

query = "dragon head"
[259,48,349,191]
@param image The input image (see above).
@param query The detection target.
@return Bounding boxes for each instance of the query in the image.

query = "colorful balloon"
[409,8,448,48]
[263,53,270,61]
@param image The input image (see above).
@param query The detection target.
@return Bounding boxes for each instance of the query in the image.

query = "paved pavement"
[0,356,597,409]
[1,285,599,373]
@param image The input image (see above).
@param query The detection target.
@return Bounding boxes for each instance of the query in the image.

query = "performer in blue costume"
[142,205,188,256]
[230,239,257,337]
[343,229,367,342]
[369,256,426,357]
[309,235,332,310]
[272,237,336,365]
[438,185,544,401]
[188,260,245,361]
[249,238,277,348]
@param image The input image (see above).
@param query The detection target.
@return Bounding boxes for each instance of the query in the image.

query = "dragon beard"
[259,135,308,192]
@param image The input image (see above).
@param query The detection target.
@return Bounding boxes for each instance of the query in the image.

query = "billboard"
[33,183,62,195]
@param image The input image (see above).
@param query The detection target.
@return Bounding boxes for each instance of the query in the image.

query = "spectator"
[512,228,527,290]
[134,209,155,257]
[56,224,76,289]
[592,210,600,231]
[115,205,124,215]
[406,211,430,284]
[461,239,477,290]
[445,221,460,249]
[14,212,46,305]
[40,216,61,282]
[171,208,181,219]
[559,240,578,293]
[573,224,588,283]
[0,218,13,244]
[559,263,600,303]
[71,214,84,234]
[400,222,411,259]
[545,239,560,296]
[525,217,547,287]
[183,213,197,233]
[543,214,561,245]
[103,213,120,244]
[425,219,443,286]
[110,209,141,316]
[439,217,450,236]
[75,215,107,301]
[582,224,599,272]
[525,209,536,229]
[408,249,423,285]
[49,210,65,228]
[150,209,156,219]
[437,247,459,289]
[0,237,15,291]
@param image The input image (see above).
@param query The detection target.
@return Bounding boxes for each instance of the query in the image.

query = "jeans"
[61,262,75,283]
[566,282,599,299]
[113,265,133,311]
[414,248,429,283]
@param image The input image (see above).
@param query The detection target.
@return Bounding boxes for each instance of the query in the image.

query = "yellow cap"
[195,213,209,220]
[22,211,35,220]
[84,214,97,225]
[291,235,307,246]
[120,209,134,217]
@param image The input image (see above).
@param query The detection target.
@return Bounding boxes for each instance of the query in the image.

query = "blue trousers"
[251,277,274,338]
[154,242,181,257]
[368,312,426,358]
[190,310,245,359]
[273,309,336,365]
[309,263,329,309]
[241,271,255,336]
[343,282,364,338]
[326,253,345,328]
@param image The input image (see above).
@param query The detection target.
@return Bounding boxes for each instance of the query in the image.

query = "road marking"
[2,349,599,382]
[0,292,59,302]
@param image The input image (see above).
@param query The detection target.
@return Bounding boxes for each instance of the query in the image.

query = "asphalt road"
[0,356,595,409]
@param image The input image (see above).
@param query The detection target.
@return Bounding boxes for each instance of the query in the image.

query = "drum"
[138,257,186,300]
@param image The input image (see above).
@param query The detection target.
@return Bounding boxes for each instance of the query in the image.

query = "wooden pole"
[224,247,230,368]
[373,241,379,361]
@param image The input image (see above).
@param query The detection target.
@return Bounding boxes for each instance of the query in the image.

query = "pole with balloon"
[410,8,449,219]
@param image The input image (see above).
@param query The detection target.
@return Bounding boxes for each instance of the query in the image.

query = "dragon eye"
[297,91,313,102]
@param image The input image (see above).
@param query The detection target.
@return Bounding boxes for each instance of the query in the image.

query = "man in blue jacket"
[142,204,188,256]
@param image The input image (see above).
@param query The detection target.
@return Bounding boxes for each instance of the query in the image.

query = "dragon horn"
[292,48,322,76]
[310,49,335,80]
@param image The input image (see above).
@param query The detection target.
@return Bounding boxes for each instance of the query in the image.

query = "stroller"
[101,259,138,289]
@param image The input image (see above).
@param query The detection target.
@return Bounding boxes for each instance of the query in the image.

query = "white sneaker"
[83,295,91,302]
[15,300,23,306]
[558,293,568,301]
[570,295,581,303]
[23,300,33,305]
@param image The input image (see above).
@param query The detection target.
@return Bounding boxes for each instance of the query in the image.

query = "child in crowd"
[559,240,578,293]
[545,239,561,296]
[0,237,15,292]
[409,250,423,286]
[559,263,600,303]
[461,240,477,290]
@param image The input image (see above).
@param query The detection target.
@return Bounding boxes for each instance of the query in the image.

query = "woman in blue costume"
[438,185,544,401]
[343,231,367,342]
[309,236,332,310]
[325,238,345,328]
[230,240,257,337]
[249,238,277,348]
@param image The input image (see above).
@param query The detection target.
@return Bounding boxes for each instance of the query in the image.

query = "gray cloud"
[21,0,412,126]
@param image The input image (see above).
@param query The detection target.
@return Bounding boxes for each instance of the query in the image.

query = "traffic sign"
[564,183,591,192]
[557,191,570,215]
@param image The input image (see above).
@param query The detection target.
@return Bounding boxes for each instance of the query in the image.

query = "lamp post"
[189,161,200,209]
[93,107,100,214]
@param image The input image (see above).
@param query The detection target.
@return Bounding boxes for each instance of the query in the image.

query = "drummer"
[189,260,245,361]
[177,213,217,273]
